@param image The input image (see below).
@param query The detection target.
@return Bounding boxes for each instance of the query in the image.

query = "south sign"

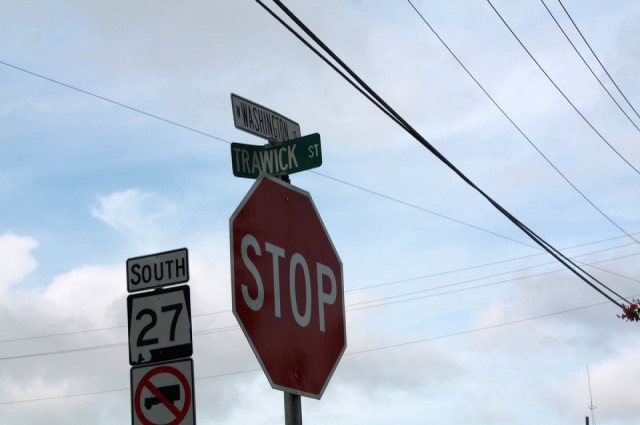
[127,248,189,293]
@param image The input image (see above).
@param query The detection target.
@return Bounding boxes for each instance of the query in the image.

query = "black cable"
[485,0,640,176]
[1,16,631,308]
[253,1,408,132]
[260,0,630,307]
[557,0,640,122]
[540,0,640,133]
[407,0,640,246]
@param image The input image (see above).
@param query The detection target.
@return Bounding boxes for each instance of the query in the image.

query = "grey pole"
[284,392,302,425]
[267,139,291,183]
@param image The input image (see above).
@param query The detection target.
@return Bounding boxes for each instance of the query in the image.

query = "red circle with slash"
[134,365,191,425]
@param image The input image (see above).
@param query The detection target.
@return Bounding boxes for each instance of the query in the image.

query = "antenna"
[587,365,597,425]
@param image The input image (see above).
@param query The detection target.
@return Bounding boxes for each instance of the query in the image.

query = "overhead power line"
[406,0,640,246]
[539,0,640,134]
[0,60,229,144]
[0,1,630,330]
[257,0,630,308]
[2,231,637,346]
[2,239,637,362]
[349,250,640,312]
[484,0,640,176]
[0,60,545,252]
[313,170,536,249]
[0,296,628,406]
[556,0,640,122]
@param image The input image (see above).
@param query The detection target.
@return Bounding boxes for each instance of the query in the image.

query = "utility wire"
[485,0,640,176]
[2,247,637,362]
[312,170,536,249]
[2,231,636,345]
[557,0,640,122]
[539,0,640,133]
[250,0,409,133]
[0,61,543,252]
[1,58,636,352]
[6,53,631,267]
[407,0,640,245]
[0,295,630,406]
[0,60,229,144]
[346,297,624,356]
[259,0,630,307]
[349,250,640,312]
[1,6,635,409]
[0,2,630,319]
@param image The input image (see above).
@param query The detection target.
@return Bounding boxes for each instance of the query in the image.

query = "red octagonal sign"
[230,174,346,399]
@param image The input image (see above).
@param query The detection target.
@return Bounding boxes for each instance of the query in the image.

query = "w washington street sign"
[231,93,300,142]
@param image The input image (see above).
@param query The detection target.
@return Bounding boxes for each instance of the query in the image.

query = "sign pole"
[273,141,294,425]
[284,392,302,425]
[267,138,291,183]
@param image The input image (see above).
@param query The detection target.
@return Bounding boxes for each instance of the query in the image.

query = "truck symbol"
[145,384,181,409]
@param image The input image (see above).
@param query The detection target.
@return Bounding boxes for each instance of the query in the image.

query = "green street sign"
[231,133,322,179]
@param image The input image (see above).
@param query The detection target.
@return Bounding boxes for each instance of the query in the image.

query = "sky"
[1,0,639,424]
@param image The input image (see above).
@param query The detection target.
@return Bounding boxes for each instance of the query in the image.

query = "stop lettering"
[230,174,346,399]
[239,234,337,332]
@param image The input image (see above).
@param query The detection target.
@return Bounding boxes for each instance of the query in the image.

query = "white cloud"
[2,0,640,423]
[36,264,125,327]
[0,233,38,293]
[0,232,238,424]
[91,189,183,250]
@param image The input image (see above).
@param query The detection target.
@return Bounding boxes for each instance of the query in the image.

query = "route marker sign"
[231,93,301,142]
[230,174,346,399]
[231,133,322,179]
[127,248,189,293]
[131,358,195,425]
[128,286,193,366]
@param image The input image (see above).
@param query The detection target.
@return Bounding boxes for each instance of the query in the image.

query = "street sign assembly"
[128,285,193,366]
[231,93,301,142]
[230,174,346,399]
[230,133,322,179]
[131,358,195,425]
[127,248,189,293]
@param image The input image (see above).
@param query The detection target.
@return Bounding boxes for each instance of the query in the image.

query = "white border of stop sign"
[230,173,346,399]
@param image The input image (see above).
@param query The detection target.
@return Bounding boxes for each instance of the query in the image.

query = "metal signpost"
[126,248,196,425]
[231,133,322,179]
[230,174,346,423]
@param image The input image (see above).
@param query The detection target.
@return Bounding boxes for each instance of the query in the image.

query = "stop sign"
[230,174,346,399]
